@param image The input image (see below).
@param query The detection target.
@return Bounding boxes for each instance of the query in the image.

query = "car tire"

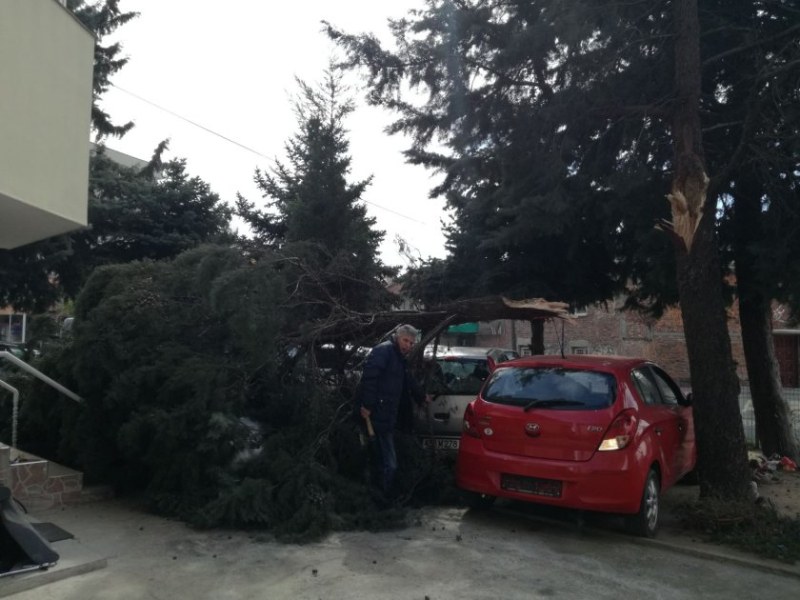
[626,468,660,538]
[462,490,496,510]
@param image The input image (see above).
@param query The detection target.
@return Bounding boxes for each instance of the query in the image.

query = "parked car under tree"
[414,346,519,450]
[455,355,696,537]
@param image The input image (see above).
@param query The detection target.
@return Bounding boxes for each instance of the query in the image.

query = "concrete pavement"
[1,491,798,599]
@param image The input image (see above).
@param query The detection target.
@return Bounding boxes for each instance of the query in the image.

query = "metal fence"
[739,387,800,447]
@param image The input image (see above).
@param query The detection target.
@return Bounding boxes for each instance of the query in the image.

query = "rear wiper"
[523,398,585,412]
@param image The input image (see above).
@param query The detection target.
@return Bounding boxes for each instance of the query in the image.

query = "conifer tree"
[0,146,233,311]
[327,0,799,498]
[67,0,137,138]
[238,69,394,324]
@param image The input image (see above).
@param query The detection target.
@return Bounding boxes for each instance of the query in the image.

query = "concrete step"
[0,445,110,596]
[0,444,108,511]
[0,537,107,598]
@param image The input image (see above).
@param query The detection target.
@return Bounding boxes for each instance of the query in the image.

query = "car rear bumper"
[455,436,646,514]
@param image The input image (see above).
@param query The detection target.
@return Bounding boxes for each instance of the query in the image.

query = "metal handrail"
[0,351,82,451]
[0,351,81,402]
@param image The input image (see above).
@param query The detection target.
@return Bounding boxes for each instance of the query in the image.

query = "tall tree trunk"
[739,294,799,460]
[668,0,751,500]
[733,176,799,461]
[529,319,544,355]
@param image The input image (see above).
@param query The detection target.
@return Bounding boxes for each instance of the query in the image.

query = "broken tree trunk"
[666,0,751,500]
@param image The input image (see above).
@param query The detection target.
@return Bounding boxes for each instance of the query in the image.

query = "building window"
[570,339,590,355]
[0,313,27,344]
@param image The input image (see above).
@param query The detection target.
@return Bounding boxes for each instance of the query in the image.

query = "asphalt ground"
[1,488,798,600]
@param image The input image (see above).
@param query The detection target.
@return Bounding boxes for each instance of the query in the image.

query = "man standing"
[359,324,428,495]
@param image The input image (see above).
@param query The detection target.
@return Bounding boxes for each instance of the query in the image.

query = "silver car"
[415,346,519,450]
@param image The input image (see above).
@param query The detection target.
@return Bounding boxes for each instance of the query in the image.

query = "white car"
[415,346,519,450]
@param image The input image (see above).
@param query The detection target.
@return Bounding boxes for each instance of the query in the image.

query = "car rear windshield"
[482,367,616,410]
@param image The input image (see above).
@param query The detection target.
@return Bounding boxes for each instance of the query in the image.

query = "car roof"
[425,346,515,359]
[504,354,650,372]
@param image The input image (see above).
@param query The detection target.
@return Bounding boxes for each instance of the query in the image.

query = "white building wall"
[0,0,95,249]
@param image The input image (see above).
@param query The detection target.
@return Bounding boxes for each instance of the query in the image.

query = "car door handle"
[433,412,450,422]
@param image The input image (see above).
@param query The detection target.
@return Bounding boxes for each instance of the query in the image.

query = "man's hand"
[424,394,433,404]
[360,406,371,419]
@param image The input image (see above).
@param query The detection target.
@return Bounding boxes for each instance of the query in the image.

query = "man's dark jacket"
[358,340,423,434]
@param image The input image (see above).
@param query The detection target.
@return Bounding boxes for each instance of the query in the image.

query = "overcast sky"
[100,0,448,266]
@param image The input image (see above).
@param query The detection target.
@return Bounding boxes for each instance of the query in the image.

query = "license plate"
[501,474,562,497]
[421,437,460,451]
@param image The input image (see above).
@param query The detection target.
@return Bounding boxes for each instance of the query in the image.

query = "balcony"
[0,0,95,249]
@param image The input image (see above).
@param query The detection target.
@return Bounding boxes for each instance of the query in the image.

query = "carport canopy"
[290,295,571,354]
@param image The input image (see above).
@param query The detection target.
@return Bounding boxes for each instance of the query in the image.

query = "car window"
[631,368,662,405]
[650,366,684,406]
[431,357,490,395]
[482,367,616,409]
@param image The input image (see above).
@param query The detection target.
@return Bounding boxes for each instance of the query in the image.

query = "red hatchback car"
[455,355,696,537]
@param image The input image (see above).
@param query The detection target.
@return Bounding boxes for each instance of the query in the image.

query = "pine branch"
[702,23,800,67]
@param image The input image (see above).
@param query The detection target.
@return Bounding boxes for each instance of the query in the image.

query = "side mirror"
[682,392,694,406]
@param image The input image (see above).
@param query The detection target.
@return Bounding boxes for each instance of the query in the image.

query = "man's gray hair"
[394,324,419,339]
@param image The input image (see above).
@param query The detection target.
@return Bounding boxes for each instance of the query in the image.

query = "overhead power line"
[113,84,271,159]
[110,84,428,225]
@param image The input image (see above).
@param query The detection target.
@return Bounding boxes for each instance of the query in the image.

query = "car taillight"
[463,403,481,438]
[598,409,637,451]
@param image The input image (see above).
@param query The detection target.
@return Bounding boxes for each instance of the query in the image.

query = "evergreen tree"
[706,0,800,461]
[326,0,800,498]
[38,246,290,512]
[66,144,234,294]
[237,70,395,326]
[0,145,233,311]
[19,242,422,538]
[331,0,678,331]
[67,0,137,138]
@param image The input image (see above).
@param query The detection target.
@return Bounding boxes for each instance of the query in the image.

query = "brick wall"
[529,298,749,388]
[428,299,787,390]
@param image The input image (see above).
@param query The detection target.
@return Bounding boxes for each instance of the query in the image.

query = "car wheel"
[462,490,496,510]
[626,469,660,538]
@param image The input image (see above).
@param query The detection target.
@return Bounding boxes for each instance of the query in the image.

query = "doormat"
[31,522,74,543]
